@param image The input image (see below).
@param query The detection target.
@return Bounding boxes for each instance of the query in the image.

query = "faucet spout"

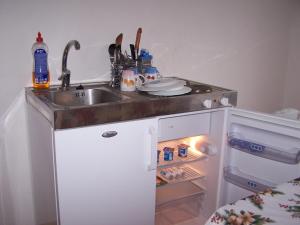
[59,40,80,89]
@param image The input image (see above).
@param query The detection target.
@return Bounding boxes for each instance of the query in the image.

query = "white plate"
[144,77,182,88]
[137,80,186,92]
[147,86,192,96]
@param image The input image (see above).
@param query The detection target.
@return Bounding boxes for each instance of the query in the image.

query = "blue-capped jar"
[163,147,174,161]
[138,49,153,74]
[178,144,189,157]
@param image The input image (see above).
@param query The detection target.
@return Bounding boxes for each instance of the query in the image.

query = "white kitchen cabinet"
[54,119,158,225]
[27,104,158,225]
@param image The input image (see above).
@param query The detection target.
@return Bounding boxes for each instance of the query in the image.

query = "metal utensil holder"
[110,64,123,88]
[110,52,137,88]
[110,54,152,88]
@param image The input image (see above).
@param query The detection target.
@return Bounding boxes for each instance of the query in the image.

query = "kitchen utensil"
[108,44,116,57]
[108,44,116,63]
[130,44,136,60]
[115,33,123,50]
[135,27,142,57]
[115,33,123,64]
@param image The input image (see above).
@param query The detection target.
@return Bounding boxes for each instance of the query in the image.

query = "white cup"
[121,70,136,91]
[121,69,145,92]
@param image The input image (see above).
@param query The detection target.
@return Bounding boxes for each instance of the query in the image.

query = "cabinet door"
[220,108,300,205]
[54,119,158,225]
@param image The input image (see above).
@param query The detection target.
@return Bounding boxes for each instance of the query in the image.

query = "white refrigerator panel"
[220,108,300,205]
[54,119,157,225]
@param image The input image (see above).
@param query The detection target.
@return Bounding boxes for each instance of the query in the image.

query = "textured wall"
[0,1,298,225]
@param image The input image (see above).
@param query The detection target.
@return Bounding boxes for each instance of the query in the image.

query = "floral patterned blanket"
[205,178,300,225]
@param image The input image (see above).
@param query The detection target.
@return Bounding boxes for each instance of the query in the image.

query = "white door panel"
[54,119,157,225]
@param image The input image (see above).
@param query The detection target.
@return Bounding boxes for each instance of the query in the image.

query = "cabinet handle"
[148,126,157,171]
[102,131,118,138]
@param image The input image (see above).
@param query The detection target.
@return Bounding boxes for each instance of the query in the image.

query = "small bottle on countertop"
[32,32,50,89]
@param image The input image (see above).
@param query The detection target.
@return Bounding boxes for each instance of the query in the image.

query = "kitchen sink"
[35,86,125,107]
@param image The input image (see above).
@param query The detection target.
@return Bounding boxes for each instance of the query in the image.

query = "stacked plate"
[137,78,192,96]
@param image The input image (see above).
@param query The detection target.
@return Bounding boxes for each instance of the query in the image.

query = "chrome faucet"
[58,40,80,89]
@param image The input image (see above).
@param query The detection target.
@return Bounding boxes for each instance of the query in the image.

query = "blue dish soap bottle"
[32,32,50,89]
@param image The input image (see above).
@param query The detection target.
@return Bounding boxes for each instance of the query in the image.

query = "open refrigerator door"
[219,108,300,206]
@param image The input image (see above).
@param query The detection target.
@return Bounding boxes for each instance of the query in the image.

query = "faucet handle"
[58,69,71,80]
[58,70,71,89]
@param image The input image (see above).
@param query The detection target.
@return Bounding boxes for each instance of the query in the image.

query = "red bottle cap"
[36,32,43,43]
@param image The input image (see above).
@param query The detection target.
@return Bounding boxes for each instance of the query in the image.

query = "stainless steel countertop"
[25,79,237,130]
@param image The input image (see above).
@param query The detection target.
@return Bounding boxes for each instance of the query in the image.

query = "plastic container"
[177,144,189,157]
[163,147,174,161]
[32,32,50,89]
[137,49,152,74]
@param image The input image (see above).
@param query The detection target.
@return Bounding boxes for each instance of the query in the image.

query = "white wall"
[283,2,300,110]
[0,1,298,225]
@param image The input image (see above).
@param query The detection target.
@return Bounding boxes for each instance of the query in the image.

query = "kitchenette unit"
[26,79,300,225]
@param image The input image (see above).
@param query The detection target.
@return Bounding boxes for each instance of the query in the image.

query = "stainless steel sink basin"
[41,88,123,106]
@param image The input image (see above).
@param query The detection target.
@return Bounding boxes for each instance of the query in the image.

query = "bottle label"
[34,49,49,84]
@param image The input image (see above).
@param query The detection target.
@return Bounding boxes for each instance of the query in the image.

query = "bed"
[205,178,300,225]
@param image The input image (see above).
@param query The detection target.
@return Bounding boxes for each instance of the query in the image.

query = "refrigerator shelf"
[156,181,205,207]
[157,165,205,185]
[228,133,300,164]
[157,149,207,168]
[224,166,275,193]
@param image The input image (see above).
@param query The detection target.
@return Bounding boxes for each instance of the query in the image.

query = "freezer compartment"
[156,182,205,225]
[228,132,300,164]
[158,113,210,142]
[224,166,275,193]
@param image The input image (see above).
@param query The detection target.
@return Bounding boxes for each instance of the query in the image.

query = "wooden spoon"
[135,28,142,57]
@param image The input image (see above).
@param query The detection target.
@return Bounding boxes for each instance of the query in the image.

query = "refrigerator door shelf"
[228,132,300,164]
[224,166,276,193]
